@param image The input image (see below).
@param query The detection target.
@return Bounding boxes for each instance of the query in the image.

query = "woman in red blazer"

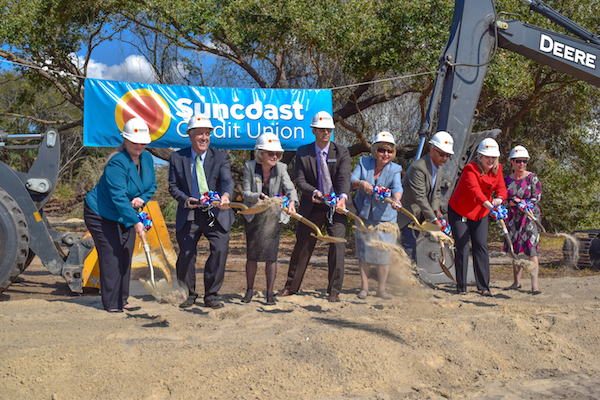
[448,138,507,296]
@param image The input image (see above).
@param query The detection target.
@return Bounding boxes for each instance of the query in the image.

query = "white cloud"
[73,54,188,84]
[79,54,158,83]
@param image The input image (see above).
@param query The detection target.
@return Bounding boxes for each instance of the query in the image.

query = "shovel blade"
[409,222,440,232]
[438,261,456,283]
[155,278,173,294]
[139,278,162,299]
[352,224,372,233]
[139,278,172,299]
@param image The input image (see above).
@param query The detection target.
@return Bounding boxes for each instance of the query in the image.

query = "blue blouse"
[86,150,157,227]
[351,157,403,224]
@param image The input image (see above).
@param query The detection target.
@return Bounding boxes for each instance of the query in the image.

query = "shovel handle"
[222,201,248,211]
[383,198,417,222]
[337,208,370,231]
[202,200,248,210]
[283,208,323,237]
[497,219,519,260]
[524,209,546,233]
[438,238,456,283]
[140,231,158,289]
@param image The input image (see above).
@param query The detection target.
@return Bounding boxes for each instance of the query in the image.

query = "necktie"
[195,154,209,196]
[319,150,333,196]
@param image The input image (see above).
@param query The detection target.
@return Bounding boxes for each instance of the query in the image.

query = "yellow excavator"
[0,129,176,294]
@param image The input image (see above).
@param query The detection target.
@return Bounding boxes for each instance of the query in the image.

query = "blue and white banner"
[83,79,333,150]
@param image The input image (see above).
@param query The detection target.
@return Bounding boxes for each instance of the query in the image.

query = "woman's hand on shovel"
[285,202,296,214]
[134,221,145,238]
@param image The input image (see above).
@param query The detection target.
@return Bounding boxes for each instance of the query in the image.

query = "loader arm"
[0,131,95,293]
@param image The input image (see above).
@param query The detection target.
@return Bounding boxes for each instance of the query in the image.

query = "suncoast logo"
[115,89,172,141]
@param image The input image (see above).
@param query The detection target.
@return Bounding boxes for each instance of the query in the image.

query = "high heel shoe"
[242,289,253,303]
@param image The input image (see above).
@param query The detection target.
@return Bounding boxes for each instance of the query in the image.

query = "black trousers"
[84,201,136,311]
[176,210,230,302]
[284,205,346,295]
[448,206,490,292]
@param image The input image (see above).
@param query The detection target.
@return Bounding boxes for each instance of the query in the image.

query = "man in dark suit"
[168,114,235,309]
[278,111,351,302]
[398,131,454,261]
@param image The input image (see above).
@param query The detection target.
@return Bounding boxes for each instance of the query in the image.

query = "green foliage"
[153,164,174,210]
[71,156,105,196]
[534,130,600,232]
[2,0,600,236]
[162,199,178,222]
[53,182,74,200]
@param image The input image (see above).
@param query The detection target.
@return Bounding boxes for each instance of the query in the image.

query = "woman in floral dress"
[503,145,542,294]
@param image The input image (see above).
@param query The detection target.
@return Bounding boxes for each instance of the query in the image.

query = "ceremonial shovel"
[139,231,173,298]
[382,198,440,232]
[282,207,346,243]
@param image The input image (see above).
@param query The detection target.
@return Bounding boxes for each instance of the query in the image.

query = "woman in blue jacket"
[351,132,403,300]
[84,118,157,312]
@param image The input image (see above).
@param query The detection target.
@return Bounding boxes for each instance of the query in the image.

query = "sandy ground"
[2,233,600,400]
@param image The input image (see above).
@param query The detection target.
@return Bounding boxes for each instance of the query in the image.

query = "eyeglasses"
[377,148,394,154]
[265,151,281,157]
[512,159,528,164]
[434,148,452,158]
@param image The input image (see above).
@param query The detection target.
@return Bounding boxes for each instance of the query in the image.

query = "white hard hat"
[429,131,454,155]
[254,132,284,152]
[477,138,500,157]
[509,145,530,159]
[186,114,214,133]
[372,131,396,146]
[310,111,336,129]
[121,118,151,144]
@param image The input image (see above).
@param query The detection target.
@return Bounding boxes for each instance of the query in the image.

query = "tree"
[2,0,600,230]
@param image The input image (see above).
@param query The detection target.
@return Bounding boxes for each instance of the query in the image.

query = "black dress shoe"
[277,288,295,297]
[265,294,276,305]
[328,293,341,302]
[204,299,224,309]
[179,297,196,308]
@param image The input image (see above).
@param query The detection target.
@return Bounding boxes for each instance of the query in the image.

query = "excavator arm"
[416,0,600,282]
[420,0,600,205]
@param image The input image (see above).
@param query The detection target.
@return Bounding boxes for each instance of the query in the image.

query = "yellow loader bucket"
[82,201,176,289]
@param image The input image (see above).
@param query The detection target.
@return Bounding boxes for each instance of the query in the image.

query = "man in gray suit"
[168,114,235,309]
[399,131,454,261]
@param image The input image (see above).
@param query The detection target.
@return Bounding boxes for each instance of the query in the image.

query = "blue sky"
[76,38,189,84]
